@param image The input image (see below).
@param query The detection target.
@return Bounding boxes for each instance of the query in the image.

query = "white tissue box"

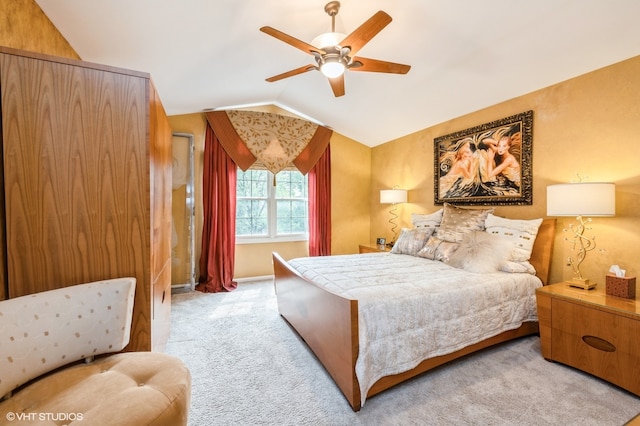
[605,274,636,299]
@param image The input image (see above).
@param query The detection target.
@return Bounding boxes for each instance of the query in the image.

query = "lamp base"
[567,277,597,290]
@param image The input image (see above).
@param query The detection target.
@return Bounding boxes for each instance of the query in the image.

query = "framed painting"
[434,110,533,206]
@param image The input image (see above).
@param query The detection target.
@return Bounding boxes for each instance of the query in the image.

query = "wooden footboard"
[272,252,362,410]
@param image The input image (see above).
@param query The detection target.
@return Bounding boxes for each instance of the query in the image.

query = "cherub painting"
[434,111,533,206]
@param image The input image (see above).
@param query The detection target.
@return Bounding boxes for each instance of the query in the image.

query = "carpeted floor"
[165,279,640,426]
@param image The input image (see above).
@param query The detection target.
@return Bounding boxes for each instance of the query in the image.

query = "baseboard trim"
[234,275,274,283]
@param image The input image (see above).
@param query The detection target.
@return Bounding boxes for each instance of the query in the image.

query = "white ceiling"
[36,0,640,147]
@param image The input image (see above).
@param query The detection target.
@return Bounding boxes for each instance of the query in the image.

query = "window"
[236,167,308,242]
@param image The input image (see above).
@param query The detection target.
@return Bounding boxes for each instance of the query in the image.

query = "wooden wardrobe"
[0,47,172,352]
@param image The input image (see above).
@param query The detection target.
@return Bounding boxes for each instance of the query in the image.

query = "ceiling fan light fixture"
[320,56,346,78]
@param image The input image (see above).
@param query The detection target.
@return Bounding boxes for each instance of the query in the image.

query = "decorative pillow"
[391,228,434,256]
[484,214,543,273]
[416,235,459,263]
[435,203,494,243]
[412,209,443,230]
[500,260,536,274]
[446,231,513,273]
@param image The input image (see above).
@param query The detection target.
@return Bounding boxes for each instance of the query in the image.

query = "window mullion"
[268,172,277,238]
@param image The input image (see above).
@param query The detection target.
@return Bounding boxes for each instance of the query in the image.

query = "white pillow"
[484,214,543,274]
[446,231,513,273]
[500,260,536,274]
[411,209,443,230]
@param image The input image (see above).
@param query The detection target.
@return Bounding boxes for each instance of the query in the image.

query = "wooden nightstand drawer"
[358,244,390,254]
[551,299,640,395]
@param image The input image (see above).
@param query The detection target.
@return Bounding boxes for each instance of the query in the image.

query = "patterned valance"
[205,110,332,175]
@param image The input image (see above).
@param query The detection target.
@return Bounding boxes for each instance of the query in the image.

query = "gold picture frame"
[434,110,533,206]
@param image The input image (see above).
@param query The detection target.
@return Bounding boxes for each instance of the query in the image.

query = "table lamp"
[380,188,407,246]
[547,182,615,289]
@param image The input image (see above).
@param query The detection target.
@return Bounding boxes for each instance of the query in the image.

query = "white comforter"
[287,252,542,404]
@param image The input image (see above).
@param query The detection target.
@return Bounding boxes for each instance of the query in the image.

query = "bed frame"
[272,219,556,411]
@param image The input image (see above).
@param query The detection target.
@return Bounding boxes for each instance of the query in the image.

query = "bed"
[272,210,556,411]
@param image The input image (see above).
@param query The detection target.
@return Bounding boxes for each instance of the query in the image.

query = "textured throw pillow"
[500,260,536,274]
[411,209,443,230]
[416,235,459,263]
[391,228,435,256]
[484,214,543,274]
[435,203,494,243]
[446,231,513,273]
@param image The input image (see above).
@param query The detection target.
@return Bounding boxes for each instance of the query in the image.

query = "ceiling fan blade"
[338,11,392,56]
[350,56,411,74]
[265,64,317,82]
[260,26,325,55]
[328,74,345,97]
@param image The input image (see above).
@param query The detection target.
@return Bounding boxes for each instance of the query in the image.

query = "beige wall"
[371,55,640,285]
[328,132,372,254]
[0,0,79,59]
[168,113,372,280]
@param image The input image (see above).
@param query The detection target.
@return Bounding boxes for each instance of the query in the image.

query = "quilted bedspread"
[286,252,542,404]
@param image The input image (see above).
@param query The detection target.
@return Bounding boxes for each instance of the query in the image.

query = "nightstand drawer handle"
[582,335,616,352]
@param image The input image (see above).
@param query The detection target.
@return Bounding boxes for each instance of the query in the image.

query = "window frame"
[235,166,309,244]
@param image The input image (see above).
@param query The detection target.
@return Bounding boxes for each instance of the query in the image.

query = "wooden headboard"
[529,218,556,286]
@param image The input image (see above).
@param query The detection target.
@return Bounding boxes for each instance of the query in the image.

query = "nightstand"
[536,282,640,396]
[358,243,391,253]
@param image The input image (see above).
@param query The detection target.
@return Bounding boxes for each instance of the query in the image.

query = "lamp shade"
[380,189,407,204]
[547,182,615,217]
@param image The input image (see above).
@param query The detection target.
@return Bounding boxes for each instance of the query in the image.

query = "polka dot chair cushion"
[0,278,136,398]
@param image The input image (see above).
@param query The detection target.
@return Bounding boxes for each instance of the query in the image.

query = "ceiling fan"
[260,1,411,97]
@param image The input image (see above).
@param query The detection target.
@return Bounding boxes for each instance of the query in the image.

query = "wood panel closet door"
[0,48,171,351]
[149,81,173,350]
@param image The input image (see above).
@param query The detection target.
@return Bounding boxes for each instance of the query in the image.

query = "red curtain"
[308,144,331,256]
[196,124,238,293]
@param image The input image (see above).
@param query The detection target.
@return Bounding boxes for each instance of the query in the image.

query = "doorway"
[171,132,195,291]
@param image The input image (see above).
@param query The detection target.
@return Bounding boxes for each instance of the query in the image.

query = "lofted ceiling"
[36,0,640,147]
